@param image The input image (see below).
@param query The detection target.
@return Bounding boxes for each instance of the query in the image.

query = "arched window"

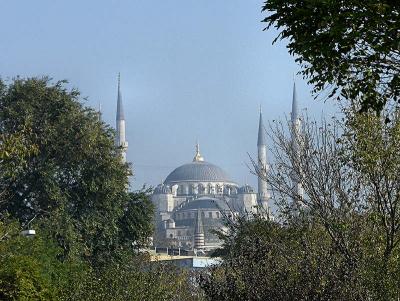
[201,211,205,218]
[216,212,220,218]
[199,184,205,194]
[208,212,213,218]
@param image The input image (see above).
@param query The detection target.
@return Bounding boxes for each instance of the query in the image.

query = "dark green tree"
[263,0,400,114]
[0,77,152,264]
[200,215,365,301]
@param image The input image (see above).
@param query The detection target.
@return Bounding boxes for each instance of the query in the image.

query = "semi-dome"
[154,184,172,194]
[164,161,235,185]
[177,197,230,211]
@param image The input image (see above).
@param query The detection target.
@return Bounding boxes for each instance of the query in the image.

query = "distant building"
[113,75,300,251]
[151,110,269,251]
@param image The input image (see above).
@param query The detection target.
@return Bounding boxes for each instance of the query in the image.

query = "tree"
[0,77,202,300]
[0,77,152,264]
[79,252,203,301]
[118,190,154,249]
[0,217,89,301]
[262,0,400,114]
[200,111,400,300]
[199,216,365,301]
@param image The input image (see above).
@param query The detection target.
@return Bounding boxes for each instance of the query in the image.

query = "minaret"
[291,82,304,202]
[194,209,205,250]
[98,102,102,121]
[257,107,269,212]
[116,73,128,163]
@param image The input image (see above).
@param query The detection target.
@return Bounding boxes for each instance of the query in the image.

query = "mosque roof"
[177,197,230,211]
[164,161,235,185]
[154,184,172,194]
[238,184,255,194]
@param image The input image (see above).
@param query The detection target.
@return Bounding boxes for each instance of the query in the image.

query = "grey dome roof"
[164,161,235,184]
[154,184,171,194]
[177,197,230,211]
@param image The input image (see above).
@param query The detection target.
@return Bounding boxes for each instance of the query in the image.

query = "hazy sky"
[0,0,336,190]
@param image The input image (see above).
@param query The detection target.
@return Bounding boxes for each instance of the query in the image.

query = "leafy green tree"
[262,0,400,114]
[266,112,400,299]
[0,77,152,264]
[0,77,199,301]
[0,217,89,301]
[201,111,400,300]
[200,216,365,301]
[79,252,202,301]
[118,190,154,248]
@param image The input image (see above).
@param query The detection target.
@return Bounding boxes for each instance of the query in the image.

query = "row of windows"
[175,211,220,220]
[176,185,238,195]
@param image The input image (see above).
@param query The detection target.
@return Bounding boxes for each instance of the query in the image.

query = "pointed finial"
[118,72,121,89]
[259,104,262,114]
[193,141,204,162]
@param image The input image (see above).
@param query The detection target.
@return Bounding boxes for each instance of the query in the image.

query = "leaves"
[0,77,153,265]
[262,0,400,115]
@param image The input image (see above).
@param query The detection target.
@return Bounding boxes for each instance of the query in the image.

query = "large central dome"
[164,161,234,184]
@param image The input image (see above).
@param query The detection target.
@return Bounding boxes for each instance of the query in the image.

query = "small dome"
[154,184,172,194]
[177,197,230,211]
[238,184,255,194]
[164,161,235,184]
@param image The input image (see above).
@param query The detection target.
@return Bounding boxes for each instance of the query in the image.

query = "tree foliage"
[200,111,400,300]
[0,77,154,264]
[0,77,200,300]
[0,217,199,301]
[262,0,400,114]
[200,217,364,300]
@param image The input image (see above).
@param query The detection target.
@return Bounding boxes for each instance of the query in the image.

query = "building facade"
[112,75,301,251]
[151,109,269,251]
[151,144,259,250]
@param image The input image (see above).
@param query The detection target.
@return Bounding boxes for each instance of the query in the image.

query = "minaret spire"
[291,81,299,125]
[116,73,128,163]
[98,102,102,121]
[257,108,269,213]
[291,81,303,204]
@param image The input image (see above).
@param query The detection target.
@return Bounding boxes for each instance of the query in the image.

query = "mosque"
[114,75,301,252]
